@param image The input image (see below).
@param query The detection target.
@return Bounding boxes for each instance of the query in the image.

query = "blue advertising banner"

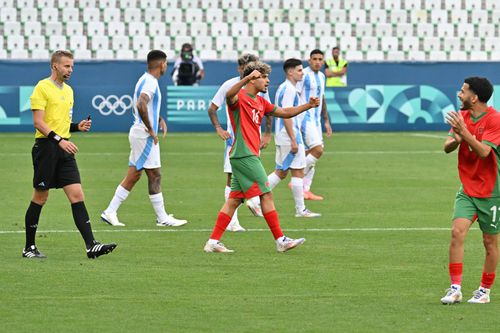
[1,60,500,132]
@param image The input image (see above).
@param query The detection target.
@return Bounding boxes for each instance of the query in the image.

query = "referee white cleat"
[204,241,234,253]
[467,287,490,304]
[295,208,321,218]
[276,236,306,252]
[440,286,463,304]
[101,211,125,227]
[246,197,263,217]
[156,214,188,227]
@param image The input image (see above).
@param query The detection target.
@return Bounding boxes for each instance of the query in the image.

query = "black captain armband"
[47,131,63,143]
[70,122,79,132]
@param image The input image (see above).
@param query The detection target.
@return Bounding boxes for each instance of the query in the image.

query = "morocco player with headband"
[441,77,500,304]
[101,50,187,227]
[297,49,332,200]
[203,61,320,253]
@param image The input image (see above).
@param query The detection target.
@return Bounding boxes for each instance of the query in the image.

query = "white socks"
[303,154,318,192]
[104,185,129,214]
[291,177,305,213]
[149,193,168,222]
[267,172,282,190]
[225,185,239,225]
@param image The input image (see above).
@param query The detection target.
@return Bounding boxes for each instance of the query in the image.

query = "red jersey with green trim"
[449,107,500,198]
[228,89,277,158]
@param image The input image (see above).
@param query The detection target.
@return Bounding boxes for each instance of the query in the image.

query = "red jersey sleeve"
[227,91,242,113]
[260,96,277,115]
[483,112,500,148]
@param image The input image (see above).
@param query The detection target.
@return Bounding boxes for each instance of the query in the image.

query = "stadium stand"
[0,0,496,61]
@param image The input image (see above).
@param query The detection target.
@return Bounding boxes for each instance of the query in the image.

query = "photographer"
[171,43,205,86]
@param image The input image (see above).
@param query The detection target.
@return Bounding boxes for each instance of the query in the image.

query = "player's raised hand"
[246,70,262,81]
[445,111,467,135]
[59,140,79,154]
[308,97,320,108]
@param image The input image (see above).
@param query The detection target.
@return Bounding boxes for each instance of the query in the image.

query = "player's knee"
[483,234,498,251]
[275,170,287,179]
[451,226,467,241]
[312,146,323,158]
[131,172,142,183]
[32,189,49,205]
[68,192,85,203]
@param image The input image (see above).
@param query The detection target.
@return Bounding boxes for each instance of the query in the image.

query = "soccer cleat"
[204,241,234,253]
[277,236,306,252]
[295,208,322,218]
[467,288,490,304]
[22,245,46,259]
[86,241,117,259]
[156,214,188,227]
[303,191,324,201]
[245,198,263,217]
[226,220,246,232]
[101,211,125,227]
[440,286,463,304]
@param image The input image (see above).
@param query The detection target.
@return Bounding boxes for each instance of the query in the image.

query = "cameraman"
[171,43,205,86]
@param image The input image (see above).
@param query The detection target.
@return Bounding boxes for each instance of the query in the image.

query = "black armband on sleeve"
[70,122,79,132]
[47,131,62,143]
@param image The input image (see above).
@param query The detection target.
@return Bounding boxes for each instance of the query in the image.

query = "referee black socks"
[71,201,95,247]
[25,201,42,249]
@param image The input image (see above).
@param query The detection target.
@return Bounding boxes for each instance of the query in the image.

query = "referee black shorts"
[31,138,81,190]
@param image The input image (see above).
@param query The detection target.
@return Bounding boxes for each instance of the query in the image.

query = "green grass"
[1,132,500,332]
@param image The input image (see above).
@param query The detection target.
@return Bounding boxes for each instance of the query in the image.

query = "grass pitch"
[1,132,500,332]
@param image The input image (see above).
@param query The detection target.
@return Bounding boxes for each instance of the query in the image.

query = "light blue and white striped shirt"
[297,66,325,128]
[132,72,161,135]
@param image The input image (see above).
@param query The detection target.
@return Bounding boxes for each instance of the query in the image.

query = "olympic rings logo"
[92,95,133,116]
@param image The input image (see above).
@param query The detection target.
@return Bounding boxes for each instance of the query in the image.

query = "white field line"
[409,133,448,139]
[0,227,468,235]
[0,150,444,157]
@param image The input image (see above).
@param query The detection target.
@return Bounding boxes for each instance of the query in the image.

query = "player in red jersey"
[441,77,500,304]
[203,61,320,253]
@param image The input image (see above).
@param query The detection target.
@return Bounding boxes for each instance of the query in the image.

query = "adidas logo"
[38,181,45,187]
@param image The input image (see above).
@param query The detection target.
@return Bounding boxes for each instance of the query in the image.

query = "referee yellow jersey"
[30,78,74,139]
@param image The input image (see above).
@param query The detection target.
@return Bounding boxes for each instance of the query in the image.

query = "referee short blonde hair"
[51,50,73,65]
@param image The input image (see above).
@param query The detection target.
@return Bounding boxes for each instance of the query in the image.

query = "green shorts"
[229,155,270,199]
[453,190,500,234]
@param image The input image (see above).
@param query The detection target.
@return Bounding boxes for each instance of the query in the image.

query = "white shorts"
[301,120,323,150]
[128,126,161,170]
[275,144,306,170]
[223,143,232,173]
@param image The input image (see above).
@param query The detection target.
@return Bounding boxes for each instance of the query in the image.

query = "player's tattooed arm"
[137,93,158,144]
[322,95,332,137]
[208,102,230,140]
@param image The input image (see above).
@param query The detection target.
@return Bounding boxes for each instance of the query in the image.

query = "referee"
[23,50,117,259]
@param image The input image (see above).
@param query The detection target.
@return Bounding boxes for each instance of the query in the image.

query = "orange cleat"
[303,191,324,201]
